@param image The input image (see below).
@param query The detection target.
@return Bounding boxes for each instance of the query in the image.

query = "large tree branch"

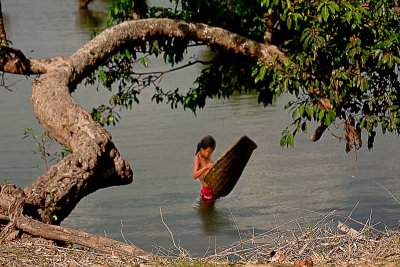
[68,18,285,86]
[0,46,51,74]
[0,15,288,255]
[0,2,51,75]
[26,62,133,223]
[8,18,286,224]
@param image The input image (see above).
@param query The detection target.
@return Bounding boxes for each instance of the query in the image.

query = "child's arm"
[192,156,213,179]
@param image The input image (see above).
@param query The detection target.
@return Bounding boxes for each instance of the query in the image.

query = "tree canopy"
[90,0,400,151]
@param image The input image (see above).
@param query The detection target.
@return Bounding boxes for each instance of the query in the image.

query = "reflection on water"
[77,9,107,30]
[76,0,113,32]
[195,199,233,235]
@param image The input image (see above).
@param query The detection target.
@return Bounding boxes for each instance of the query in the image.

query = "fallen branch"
[0,184,152,259]
[0,213,153,260]
[15,215,152,259]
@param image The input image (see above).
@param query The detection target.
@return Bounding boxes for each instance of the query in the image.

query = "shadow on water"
[194,198,234,235]
[76,0,114,31]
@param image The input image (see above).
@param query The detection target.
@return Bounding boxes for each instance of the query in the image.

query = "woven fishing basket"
[204,135,257,199]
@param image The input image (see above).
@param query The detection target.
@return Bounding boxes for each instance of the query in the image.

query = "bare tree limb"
[0,184,151,258]
[67,18,286,86]
[1,15,286,235]
[0,2,52,75]
[0,18,287,224]
[16,215,152,258]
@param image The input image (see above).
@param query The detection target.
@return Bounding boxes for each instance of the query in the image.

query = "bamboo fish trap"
[204,135,257,199]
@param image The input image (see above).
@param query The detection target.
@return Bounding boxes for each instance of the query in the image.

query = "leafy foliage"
[254,0,400,148]
[87,0,193,125]
[88,0,400,150]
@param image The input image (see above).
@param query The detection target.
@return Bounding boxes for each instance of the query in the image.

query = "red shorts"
[200,186,214,201]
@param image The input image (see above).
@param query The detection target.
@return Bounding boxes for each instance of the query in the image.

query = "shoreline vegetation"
[1,211,399,267]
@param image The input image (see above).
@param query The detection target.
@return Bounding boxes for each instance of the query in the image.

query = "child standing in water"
[193,135,216,201]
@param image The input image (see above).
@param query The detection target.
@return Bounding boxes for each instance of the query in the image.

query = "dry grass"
[151,209,400,266]
[1,210,399,267]
[0,236,149,267]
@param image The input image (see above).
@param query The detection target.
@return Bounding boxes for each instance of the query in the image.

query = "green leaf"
[345,11,353,24]
[298,105,305,117]
[305,105,313,118]
[255,65,267,83]
[287,132,294,147]
[321,6,329,22]
[360,76,368,91]
[124,49,131,60]
[292,108,298,119]
[140,57,150,68]
[280,135,287,147]
[390,105,399,112]
[261,0,270,7]
[318,109,325,121]
[287,15,292,29]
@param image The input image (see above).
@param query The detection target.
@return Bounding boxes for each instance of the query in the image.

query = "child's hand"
[206,163,214,169]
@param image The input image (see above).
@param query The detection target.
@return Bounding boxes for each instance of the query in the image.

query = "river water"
[1,0,399,255]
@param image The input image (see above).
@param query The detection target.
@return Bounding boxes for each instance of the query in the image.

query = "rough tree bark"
[0,14,284,254]
[24,18,285,224]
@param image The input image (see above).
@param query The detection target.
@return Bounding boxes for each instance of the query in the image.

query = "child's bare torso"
[196,154,213,186]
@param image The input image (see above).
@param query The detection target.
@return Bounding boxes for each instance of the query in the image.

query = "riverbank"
[1,230,399,267]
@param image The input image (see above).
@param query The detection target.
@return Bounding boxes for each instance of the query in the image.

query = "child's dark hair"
[195,135,216,155]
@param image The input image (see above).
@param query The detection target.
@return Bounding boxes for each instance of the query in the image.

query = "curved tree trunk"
[22,18,284,224]
[26,60,133,223]
[0,15,283,252]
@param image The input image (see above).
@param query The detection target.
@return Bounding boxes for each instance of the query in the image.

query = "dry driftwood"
[0,184,151,259]
[16,215,152,259]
